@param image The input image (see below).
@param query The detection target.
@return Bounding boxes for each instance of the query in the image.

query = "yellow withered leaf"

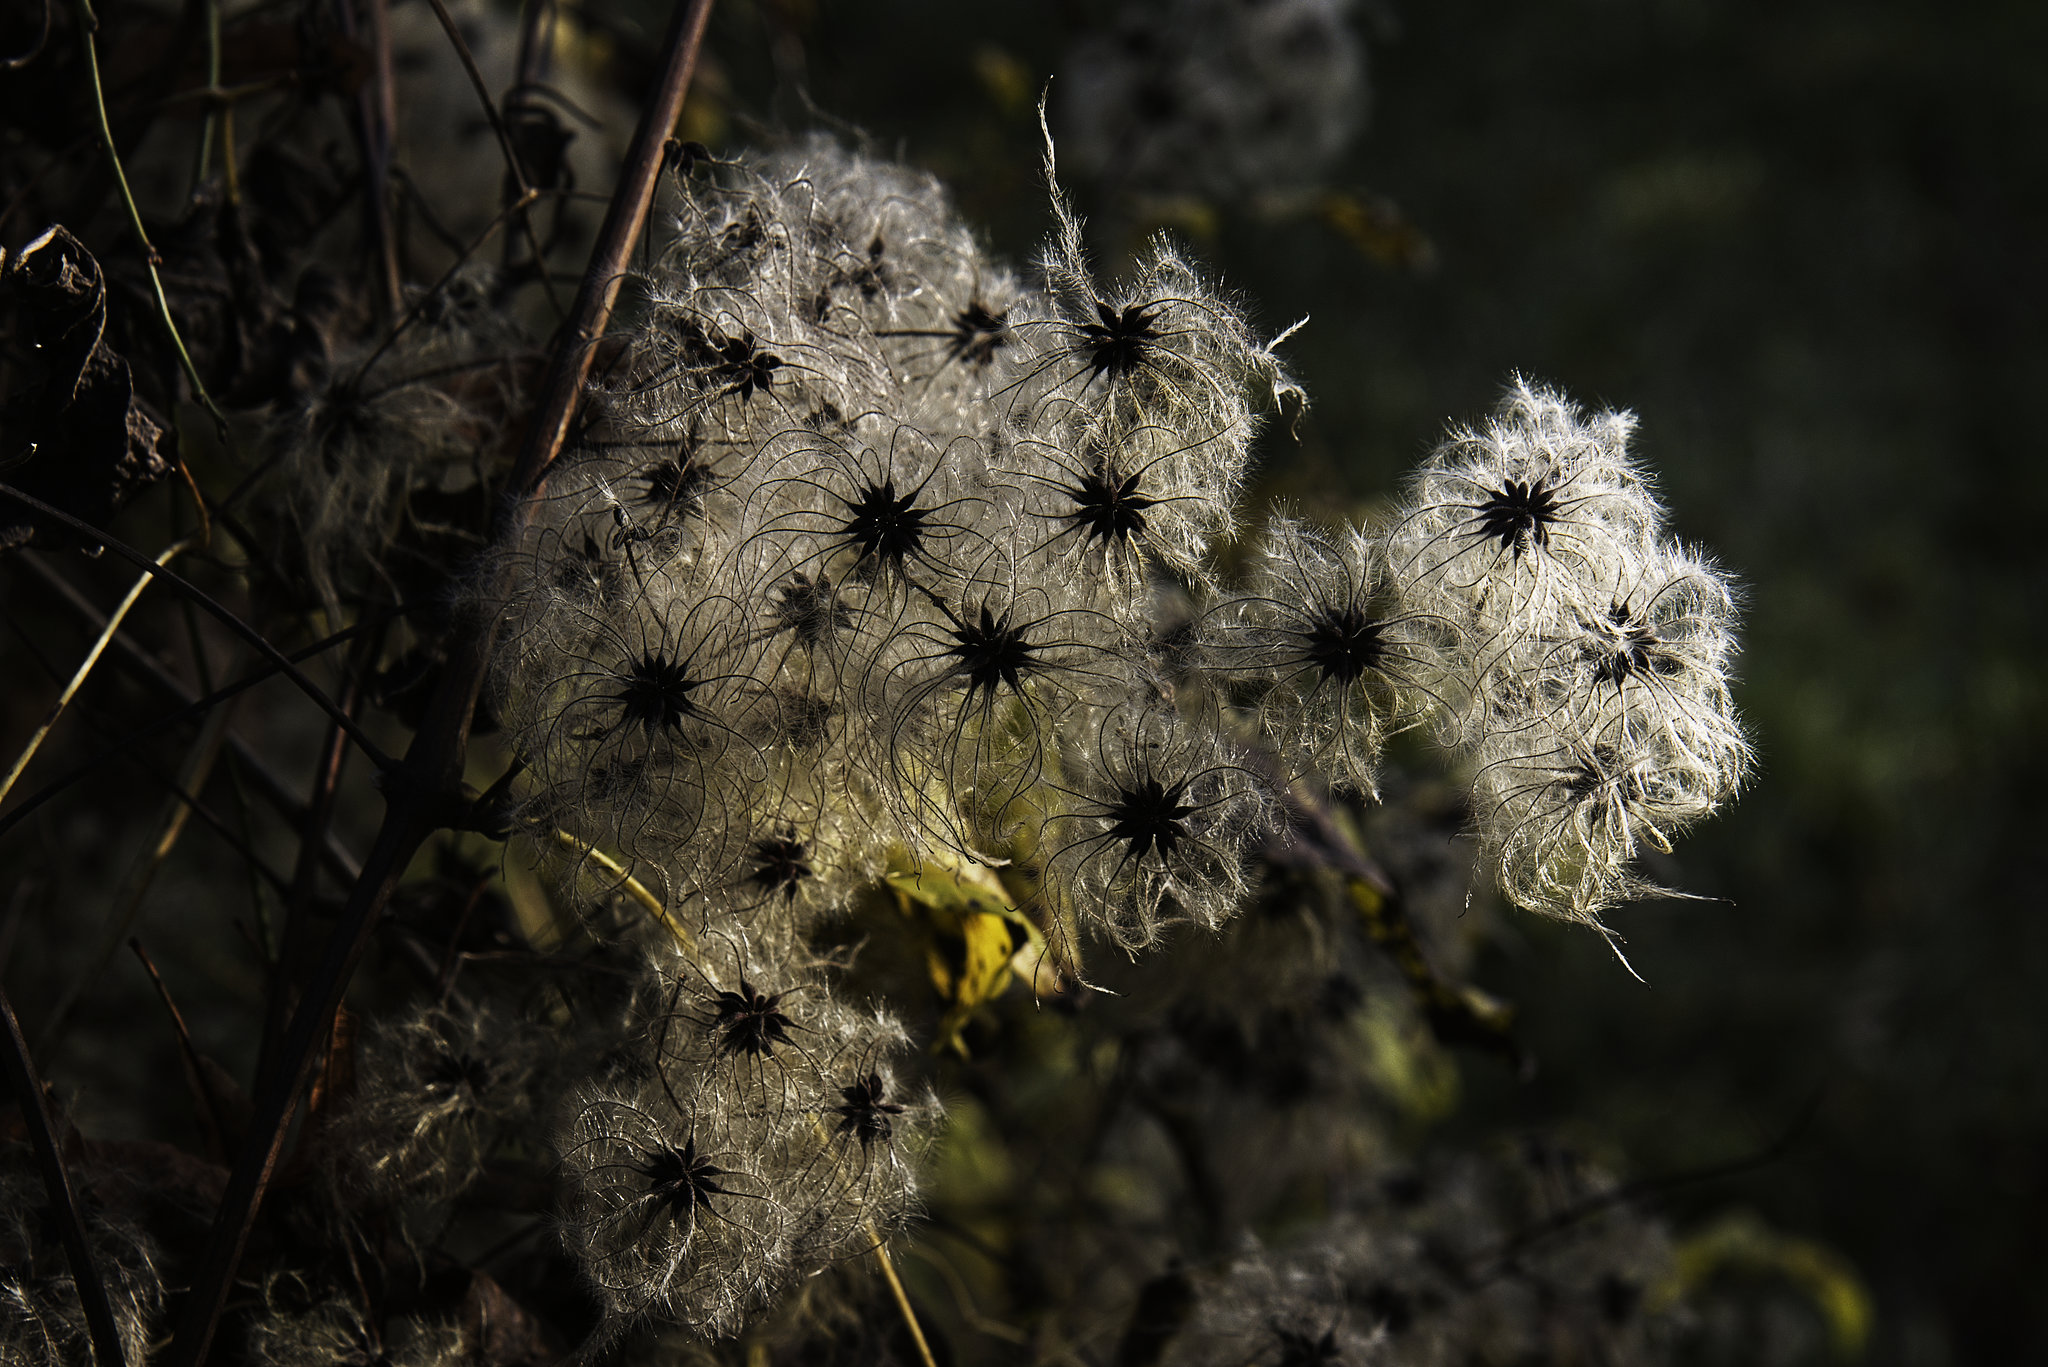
[885,848,1051,1056]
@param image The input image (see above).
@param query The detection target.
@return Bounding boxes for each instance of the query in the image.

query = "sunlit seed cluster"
[1387,380,1752,925]
[474,137,1747,1338]
[558,936,934,1339]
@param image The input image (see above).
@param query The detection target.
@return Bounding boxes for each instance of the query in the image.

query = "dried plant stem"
[8,552,362,882]
[352,187,543,385]
[0,616,381,850]
[161,5,717,1361]
[0,538,189,809]
[510,0,717,502]
[1346,876,1516,1057]
[0,984,129,1367]
[190,0,221,191]
[32,696,237,1062]
[363,0,402,316]
[0,485,394,773]
[1284,782,1519,1061]
[419,0,563,316]
[130,938,240,1159]
[257,623,384,1081]
[869,1224,939,1367]
[71,0,230,463]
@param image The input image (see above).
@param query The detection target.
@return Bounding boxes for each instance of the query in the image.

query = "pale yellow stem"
[548,827,691,947]
[0,539,189,809]
[868,1223,938,1367]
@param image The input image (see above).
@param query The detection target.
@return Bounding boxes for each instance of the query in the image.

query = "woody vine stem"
[161,1,718,1361]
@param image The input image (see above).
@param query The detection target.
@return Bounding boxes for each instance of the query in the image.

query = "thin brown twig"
[129,939,238,1159]
[257,623,385,1083]
[0,984,129,1367]
[0,484,395,774]
[0,616,383,850]
[419,0,564,316]
[9,552,362,883]
[161,4,717,1361]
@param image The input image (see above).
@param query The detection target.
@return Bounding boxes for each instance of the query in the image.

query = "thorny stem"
[70,0,231,462]
[161,3,718,1360]
[0,538,190,809]
[869,1223,940,1367]
[0,984,129,1367]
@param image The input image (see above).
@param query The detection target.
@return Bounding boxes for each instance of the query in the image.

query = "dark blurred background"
[721,0,2043,1361]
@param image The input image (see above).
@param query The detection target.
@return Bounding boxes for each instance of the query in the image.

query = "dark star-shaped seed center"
[710,331,781,401]
[831,1071,907,1149]
[837,478,931,572]
[749,836,812,903]
[947,300,1009,368]
[1105,775,1198,863]
[773,571,854,647]
[949,604,1039,705]
[637,447,717,519]
[610,651,704,737]
[1077,299,1163,387]
[1590,601,1675,686]
[1472,477,1563,555]
[1063,463,1157,549]
[711,978,796,1059]
[1299,604,1387,686]
[636,1138,730,1222]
